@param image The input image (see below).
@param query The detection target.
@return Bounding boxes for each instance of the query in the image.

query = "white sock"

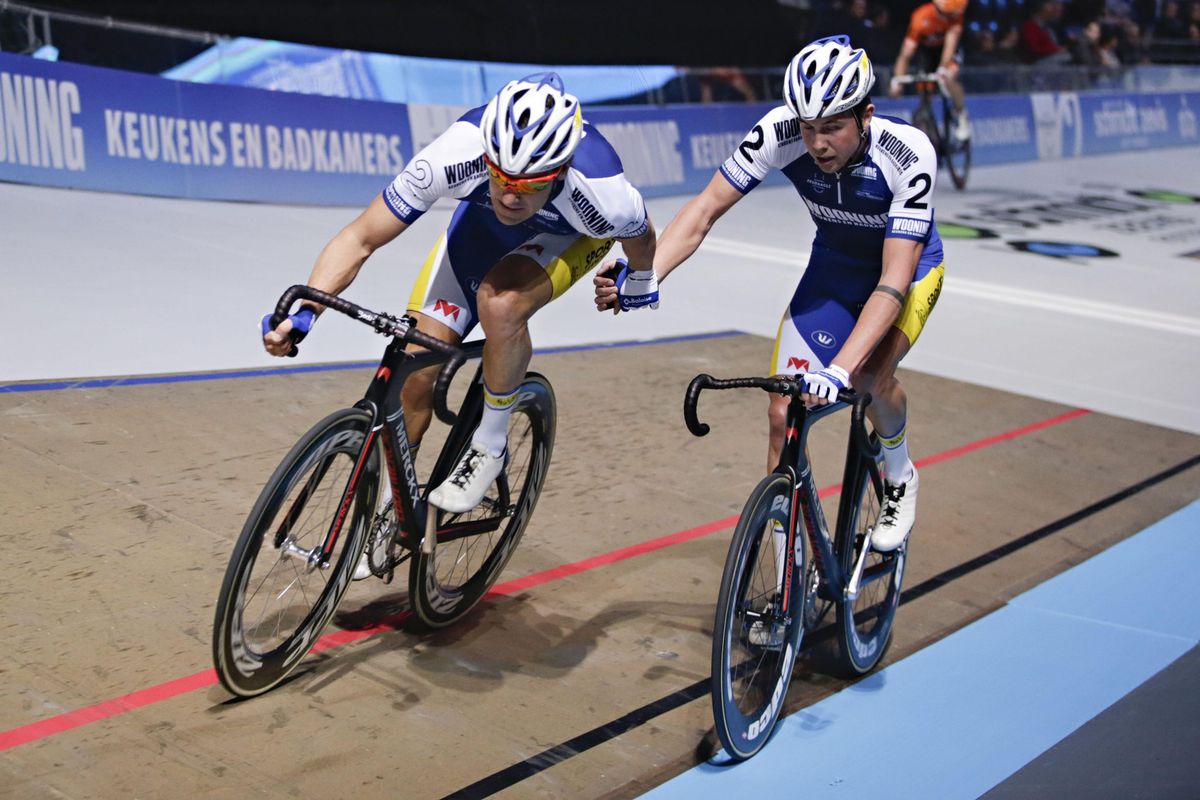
[471,383,516,458]
[878,423,915,484]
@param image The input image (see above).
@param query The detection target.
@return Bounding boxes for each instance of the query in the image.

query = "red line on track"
[0,407,1091,753]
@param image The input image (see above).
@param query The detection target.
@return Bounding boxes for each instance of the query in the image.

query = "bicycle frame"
[776,395,883,611]
[267,284,501,572]
[683,373,884,616]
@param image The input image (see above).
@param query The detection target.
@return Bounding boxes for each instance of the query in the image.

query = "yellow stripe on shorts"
[893,262,944,347]
[407,233,446,313]
[544,236,615,300]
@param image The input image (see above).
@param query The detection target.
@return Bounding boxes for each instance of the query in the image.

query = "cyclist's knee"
[401,364,438,405]
[767,393,789,440]
[477,287,541,336]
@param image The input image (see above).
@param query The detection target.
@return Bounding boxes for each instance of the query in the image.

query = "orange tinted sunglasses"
[483,155,565,194]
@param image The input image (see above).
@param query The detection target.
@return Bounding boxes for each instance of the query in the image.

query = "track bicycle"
[893,71,971,191]
[212,285,555,698]
[684,374,906,760]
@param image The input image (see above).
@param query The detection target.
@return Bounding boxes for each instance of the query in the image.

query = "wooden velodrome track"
[3,147,1200,797]
[3,331,1197,798]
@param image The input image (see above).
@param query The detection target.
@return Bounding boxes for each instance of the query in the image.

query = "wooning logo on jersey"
[803,198,887,228]
[1007,241,1119,259]
[444,155,485,187]
[772,117,802,145]
[850,164,878,180]
[891,218,930,237]
[432,299,462,321]
[569,188,615,235]
[720,159,755,192]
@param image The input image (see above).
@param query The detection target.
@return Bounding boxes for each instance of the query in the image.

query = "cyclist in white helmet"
[264,73,656,539]
[597,36,943,552]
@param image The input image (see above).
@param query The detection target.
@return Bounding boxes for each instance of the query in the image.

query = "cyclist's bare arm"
[595,173,738,312]
[940,24,964,70]
[619,221,658,272]
[653,173,743,281]
[938,25,967,110]
[890,38,919,96]
[263,195,408,356]
[828,237,923,374]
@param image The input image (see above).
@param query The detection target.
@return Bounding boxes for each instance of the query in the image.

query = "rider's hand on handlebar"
[802,364,851,406]
[261,306,316,357]
[593,261,621,315]
[595,258,659,313]
[888,76,903,98]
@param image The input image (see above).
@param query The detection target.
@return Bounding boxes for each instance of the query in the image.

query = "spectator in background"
[858,3,904,64]
[1072,19,1106,64]
[1152,0,1187,39]
[1191,2,1200,39]
[697,67,758,103]
[1071,18,1122,82]
[1020,0,1072,63]
[971,25,1021,65]
[1098,23,1124,64]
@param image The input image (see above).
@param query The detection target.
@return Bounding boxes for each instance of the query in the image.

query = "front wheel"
[833,455,905,676]
[409,374,555,628]
[212,408,377,697]
[912,98,940,154]
[940,98,971,190]
[711,473,805,761]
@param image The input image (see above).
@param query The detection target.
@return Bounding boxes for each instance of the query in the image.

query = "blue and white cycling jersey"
[382,106,649,240]
[719,107,943,284]
[718,107,946,377]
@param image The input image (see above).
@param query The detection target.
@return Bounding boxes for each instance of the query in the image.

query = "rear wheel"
[711,473,805,761]
[213,408,376,697]
[833,455,905,676]
[409,374,555,627]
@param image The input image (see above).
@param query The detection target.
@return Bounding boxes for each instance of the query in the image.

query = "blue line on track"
[0,331,745,394]
[642,499,1200,800]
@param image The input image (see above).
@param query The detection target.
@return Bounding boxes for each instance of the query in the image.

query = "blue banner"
[3,52,1198,206]
[0,52,412,205]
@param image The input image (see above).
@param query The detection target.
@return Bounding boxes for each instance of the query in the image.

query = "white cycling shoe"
[954,110,971,143]
[871,469,918,552]
[428,445,505,514]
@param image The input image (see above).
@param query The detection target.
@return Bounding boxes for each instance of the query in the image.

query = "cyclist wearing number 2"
[595,36,943,552]
[263,73,655,521]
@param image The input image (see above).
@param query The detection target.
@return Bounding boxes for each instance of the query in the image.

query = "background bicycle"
[212,286,556,698]
[684,373,906,760]
[893,71,971,190]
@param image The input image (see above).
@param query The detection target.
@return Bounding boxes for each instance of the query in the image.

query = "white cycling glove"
[613,258,660,311]
[802,364,851,402]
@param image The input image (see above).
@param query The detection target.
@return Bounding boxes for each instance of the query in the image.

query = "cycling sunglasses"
[483,155,565,194]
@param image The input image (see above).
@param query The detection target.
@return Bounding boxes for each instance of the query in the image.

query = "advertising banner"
[3,51,1198,206]
[0,52,412,205]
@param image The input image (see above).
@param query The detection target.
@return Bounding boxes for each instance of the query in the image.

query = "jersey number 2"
[738,126,765,163]
[904,174,932,209]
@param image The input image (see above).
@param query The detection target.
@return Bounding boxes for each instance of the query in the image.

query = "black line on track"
[443,453,1200,799]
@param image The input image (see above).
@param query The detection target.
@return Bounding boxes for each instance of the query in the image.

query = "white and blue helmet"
[481,72,583,175]
[783,35,875,121]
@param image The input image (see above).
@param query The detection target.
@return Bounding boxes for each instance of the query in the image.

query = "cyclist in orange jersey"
[889,0,970,141]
